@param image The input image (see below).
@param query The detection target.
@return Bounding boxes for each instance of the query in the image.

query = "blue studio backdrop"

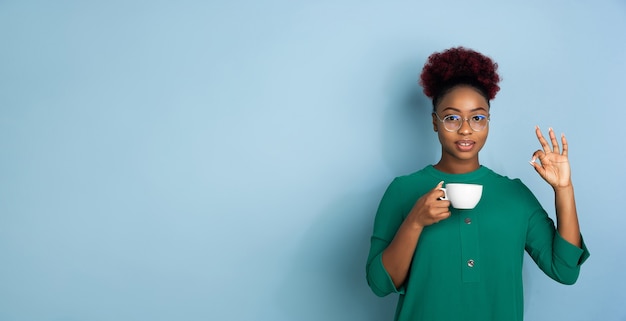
[1,1,625,320]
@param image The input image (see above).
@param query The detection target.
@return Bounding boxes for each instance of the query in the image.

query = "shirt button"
[464,217,472,224]
[467,259,475,268]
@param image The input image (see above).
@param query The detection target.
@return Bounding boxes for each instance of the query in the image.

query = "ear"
[432,113,438,132]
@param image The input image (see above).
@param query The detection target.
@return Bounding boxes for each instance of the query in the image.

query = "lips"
[456,140,475,152]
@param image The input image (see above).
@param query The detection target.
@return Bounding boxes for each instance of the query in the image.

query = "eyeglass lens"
[442,115,488,131]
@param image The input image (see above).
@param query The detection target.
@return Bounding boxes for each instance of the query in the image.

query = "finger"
[530,150,546,164]
[529,150,546,173]
[433,199,451,209]
[529,160,545,178]
[431,181,446,200]
[548,127,560,154]
[426,206,449,225]
[561,133,568,156]
[435,211,452,222]
[535,126,551,152]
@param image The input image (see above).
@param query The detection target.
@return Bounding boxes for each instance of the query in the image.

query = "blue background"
[1,1,625,320]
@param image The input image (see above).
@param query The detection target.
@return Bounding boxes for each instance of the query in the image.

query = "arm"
[554,185,581,247]
[525,205,588,285]
[529,126,581,248]
[381,181,450,288]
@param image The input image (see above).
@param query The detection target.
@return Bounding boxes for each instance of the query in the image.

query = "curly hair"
[419,47,500,109]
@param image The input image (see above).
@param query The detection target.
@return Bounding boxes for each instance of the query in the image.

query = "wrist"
[403,216,424,231]
[553,183,574,193]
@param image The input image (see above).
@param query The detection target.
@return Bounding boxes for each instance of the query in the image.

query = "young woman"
[366,47,589,321]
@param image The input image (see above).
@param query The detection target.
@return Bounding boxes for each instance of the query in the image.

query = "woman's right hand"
[406,181,451,228]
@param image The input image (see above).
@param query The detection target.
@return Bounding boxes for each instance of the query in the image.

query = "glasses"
[434,113,490,132]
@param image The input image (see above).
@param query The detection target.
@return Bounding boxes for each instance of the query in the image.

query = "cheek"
[476,130,489,146]
[482,128,490,140]
[437,131,454,145]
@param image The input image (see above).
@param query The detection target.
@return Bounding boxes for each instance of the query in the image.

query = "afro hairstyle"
[419,47,500,109]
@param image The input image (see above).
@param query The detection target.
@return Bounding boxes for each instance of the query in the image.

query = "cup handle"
[438,187,448,200]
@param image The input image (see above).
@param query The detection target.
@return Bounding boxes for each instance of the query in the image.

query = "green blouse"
[366,165,589,321]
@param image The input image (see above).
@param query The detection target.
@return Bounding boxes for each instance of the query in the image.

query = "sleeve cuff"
[554,231,590,267]
[367,253,405,296]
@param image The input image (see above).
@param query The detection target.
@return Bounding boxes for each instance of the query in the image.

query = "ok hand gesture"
[530,126,572,189]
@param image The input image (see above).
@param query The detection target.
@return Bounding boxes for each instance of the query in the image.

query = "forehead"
[436,85,489,113]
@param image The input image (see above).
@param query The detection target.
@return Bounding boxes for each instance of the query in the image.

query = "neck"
[434,157,480,174]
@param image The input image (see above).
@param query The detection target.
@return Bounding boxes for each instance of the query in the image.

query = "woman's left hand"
[530,126,572,189]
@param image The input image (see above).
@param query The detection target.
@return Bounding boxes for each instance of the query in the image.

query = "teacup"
[439,183,483,209]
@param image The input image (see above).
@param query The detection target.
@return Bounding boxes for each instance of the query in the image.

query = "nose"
[457,118,472,134]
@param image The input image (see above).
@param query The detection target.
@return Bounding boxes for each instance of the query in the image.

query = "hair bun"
[419,47,501,101]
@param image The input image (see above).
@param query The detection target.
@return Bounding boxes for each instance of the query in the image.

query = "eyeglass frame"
[433,112,491,132]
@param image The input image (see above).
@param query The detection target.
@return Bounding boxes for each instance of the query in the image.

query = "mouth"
[456,140,475,152]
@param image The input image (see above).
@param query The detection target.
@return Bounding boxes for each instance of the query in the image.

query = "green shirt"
[366,165,589,321]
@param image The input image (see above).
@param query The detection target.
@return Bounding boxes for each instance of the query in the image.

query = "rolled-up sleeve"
[365,178,409,297]
[525,208,590,285]
[366,239,405,296]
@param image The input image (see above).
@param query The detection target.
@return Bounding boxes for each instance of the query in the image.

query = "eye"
[471,115,487,122]
[444,115,461,122]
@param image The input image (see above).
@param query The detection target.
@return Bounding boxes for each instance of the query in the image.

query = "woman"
[365,47,589,321]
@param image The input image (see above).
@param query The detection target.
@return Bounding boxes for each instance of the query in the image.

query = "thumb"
[433,181,447,201]
[433,181,445,195]
[529,155,545,175]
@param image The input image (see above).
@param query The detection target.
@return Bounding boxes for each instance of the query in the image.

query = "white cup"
[439,183,483,209]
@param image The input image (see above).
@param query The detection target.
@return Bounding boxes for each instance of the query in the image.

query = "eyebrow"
[441,107,488,113]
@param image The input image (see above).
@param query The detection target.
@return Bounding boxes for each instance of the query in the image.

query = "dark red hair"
[419,47,500,109]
